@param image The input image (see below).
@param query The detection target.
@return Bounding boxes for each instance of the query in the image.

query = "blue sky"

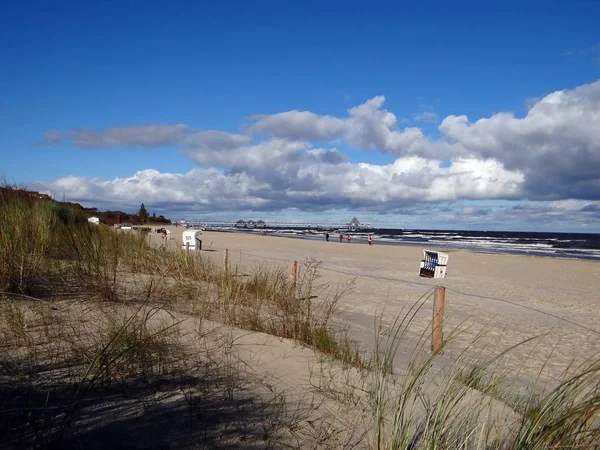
[1,1,600,231]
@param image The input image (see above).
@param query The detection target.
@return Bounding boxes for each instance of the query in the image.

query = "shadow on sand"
[1,356,299,450]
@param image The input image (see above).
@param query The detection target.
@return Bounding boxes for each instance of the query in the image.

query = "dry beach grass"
[169,227,600,385]
[2,187,600,449]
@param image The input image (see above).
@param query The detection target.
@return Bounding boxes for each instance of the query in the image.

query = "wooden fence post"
[290,260,297,296]
[431,286,446,353]
[186,242,190,255]
[223,248,229,271]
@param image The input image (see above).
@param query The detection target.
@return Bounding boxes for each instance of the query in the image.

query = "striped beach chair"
[419,250,449,278]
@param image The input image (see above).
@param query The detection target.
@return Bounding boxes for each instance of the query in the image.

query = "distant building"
[348,217,361,231]
[88,216,100,225]
[255,220,266,229]
[246,220,255,229]
[235,220,246,228]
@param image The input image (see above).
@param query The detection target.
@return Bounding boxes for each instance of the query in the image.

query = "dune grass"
[2,185,600,448]
[303,284,600,449]
[1,184,357,364]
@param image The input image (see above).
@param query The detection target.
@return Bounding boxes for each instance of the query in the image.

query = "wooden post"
[290,261,297,296]
[431,286,446,353]
[223,248,229,271]
[186,242,190,255]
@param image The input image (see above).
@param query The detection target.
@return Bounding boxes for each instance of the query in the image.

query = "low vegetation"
[2,183,600,449]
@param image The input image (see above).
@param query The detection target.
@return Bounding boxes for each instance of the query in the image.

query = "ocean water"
[235,227,600,260]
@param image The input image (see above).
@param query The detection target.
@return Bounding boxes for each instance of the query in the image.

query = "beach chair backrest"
[420,250,450,278]
[423,250,438,271]
[436,252,449,266]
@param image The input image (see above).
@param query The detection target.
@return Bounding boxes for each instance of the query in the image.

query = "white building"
[348,217,360,231]
[88,216,100,225]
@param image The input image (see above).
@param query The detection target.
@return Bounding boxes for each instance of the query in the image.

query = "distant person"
[339,234,343,242]
[325,232,330,242]
[347,234,351,243]
[368,235,373,245]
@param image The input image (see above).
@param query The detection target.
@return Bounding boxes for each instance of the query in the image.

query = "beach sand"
[5,226,596,446]
[156,227,600,385]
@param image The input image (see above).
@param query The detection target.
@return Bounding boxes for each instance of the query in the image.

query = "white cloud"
[246,80,600,200]
[182,130,251,149]
[246,96,459,159]
[413,111,439,122]
[34,152,523,215]
[38,169,269,212]
[33,165,600,231]
[439,80,600,199]
[344,96,421,154]
[247,111,345,141]
[38,79,600,227]
[185,139,307,175]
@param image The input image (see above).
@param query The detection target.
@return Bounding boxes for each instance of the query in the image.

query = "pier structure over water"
[182,220,374,232]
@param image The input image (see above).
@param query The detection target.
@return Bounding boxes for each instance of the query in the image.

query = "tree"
[138,203,148,219]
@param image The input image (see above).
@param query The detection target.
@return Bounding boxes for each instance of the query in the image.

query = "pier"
[183,221,374,232]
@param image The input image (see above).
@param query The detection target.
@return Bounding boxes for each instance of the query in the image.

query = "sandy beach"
[155,226,600,384]
[3,217,600,447]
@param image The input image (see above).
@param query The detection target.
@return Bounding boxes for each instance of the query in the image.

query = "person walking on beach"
[339,234,343,243]
[347,234,352,243]
[368,235,373,245]
[325,232,329,242]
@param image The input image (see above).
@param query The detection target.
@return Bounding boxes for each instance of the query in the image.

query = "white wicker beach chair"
[419,249,449,278]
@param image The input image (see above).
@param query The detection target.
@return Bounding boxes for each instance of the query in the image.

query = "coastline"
[154,225,600,384]
[194,227,600,262]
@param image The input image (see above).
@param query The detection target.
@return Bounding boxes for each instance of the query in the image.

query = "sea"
[229,227,600,261]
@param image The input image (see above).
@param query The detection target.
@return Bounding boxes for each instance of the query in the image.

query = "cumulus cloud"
[246,96,459,160]
[306,148,346,164]
[439,80,600,199]
[186,139,349,194]
[186,139,306,171]
[39,79,600,226]
[31,169,270,212]
[246,80,600,200]
[246,111,345,141]
[33,152,523,216]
